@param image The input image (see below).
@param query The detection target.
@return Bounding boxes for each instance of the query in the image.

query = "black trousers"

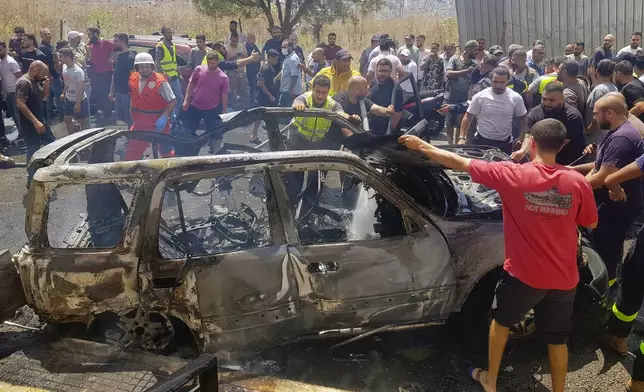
[593,204,638,282]
[608,226,644,338]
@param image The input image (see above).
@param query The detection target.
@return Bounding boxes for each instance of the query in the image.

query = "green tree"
[193,0,385,35]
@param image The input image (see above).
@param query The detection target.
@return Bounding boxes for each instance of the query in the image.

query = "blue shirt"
[280,52,302,94]
[528,59,544,76]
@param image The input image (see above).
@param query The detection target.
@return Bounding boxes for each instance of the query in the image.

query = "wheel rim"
[105,308,175,353]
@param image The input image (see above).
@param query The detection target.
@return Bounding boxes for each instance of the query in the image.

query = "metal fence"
[455,0,644,56]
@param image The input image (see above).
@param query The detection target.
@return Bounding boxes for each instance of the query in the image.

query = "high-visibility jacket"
[201,49,222,66]
[293,92,336,142]
[129,71,171,133]
[538,74,559,94]
[156,41,178,79]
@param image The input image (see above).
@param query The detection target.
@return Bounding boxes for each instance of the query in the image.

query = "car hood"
[345,135,506,217]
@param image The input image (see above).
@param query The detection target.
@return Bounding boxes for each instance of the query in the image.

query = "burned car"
[3,108,608,360]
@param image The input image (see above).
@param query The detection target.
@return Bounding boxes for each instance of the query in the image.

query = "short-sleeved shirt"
[113,51,136,94]
[568,54,590,76]
[189,65,229,110]
[594,120,644,213]
[467,87,527,141]
[421,55,444,90]
[368,52,404,81]
[225,43,247,61]
[444,55,476,104]
[586,82,618,123]
[617,46,642,56]
[621,78,644,122]
[397,45,420,66]
[368,46,395,62]
[636,153,644,171]
[62,64,87,102]
[527,104,586,165]
[19,48,48,74]
[368,77,403,135]
[0,55,22,94]
[261,38,284,68]
[15,75,44,132]
[401,60,418,93]
[38,42,59,79]
[280,52,303,94]
[256,64,279,102]
[189,48,208,70]
[323,45,342,64]
[332,91,375,116]
[469,159,597,290]
[563,79,589,121]
[88,39,115,73]
[590,46,613,67]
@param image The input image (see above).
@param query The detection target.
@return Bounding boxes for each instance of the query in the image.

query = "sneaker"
[627,379,644,392]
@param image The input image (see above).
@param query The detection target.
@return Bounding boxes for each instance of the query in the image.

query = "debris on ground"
[504,365,514,373]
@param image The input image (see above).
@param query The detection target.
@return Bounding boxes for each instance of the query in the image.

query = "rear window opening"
[47,182,136,248]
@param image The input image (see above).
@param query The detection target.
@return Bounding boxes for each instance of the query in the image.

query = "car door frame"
[139,163,303,355]
[268,158,456,331]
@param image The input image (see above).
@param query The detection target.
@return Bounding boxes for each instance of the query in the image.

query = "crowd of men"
[5,20,644,392]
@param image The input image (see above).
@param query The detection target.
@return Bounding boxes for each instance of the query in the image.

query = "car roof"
[128,35,197,47]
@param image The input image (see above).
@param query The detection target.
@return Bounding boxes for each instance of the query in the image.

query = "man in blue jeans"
[155,26,183,130]
[109,33,136,128]
[15,61,55,186]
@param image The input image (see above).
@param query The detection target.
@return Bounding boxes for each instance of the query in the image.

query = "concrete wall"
[455,0,644,55]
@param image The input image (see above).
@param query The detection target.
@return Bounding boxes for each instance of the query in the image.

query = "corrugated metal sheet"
[455,0,644,56]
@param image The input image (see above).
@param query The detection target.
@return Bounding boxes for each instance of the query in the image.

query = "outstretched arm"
[399,135,472,172]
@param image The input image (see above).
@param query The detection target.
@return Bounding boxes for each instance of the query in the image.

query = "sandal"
[469,368,491,391]
[249,137,262,145]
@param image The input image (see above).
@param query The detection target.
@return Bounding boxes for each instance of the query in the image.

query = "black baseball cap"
[336,49,352,60]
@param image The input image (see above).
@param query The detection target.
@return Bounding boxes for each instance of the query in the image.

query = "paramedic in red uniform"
[126,52,177,160]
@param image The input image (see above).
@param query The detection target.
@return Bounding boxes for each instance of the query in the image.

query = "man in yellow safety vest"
[155,26,183,128]
[288,74,359,151]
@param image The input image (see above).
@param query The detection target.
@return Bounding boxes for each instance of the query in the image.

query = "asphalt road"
[0,118,638,391]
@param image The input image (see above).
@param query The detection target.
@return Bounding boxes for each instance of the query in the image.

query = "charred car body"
[4,107,607,360]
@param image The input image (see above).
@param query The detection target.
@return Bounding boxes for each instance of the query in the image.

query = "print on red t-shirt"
[469,160,597,290]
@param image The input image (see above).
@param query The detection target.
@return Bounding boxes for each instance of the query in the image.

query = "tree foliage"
[193,0,385,34]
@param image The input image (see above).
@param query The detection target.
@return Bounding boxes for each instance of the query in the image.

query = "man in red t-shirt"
[86,27,115,124]
[400,118,598,392]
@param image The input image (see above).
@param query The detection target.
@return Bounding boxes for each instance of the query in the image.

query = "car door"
[149,165,302,354]
[270,160,456,330]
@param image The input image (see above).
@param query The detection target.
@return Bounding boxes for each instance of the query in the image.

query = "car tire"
[447,268,501,339]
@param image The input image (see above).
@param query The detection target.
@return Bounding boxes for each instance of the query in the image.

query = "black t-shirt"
[262,38,285,69]
[38,42,59,78]
[621,79,644,122]
[20,48,48,74]
[368,78,403,135]
[219,60,239,72]
[113,50,136,94]
[527,103,586,165]
[332,91,374,116]
[256,64,279,102]
[15,75,44,132]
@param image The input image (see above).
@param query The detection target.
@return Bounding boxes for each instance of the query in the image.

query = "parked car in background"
[126,34,198,92]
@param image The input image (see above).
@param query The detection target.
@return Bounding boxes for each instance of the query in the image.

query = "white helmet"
[134,52,155,66]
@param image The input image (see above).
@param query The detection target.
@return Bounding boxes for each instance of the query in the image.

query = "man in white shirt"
[617,32,642,56]
[399,48,417,99]
[0,40,23,131]
[367,38,406,83]
[368,34,395,62]
[458,67,527,154]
